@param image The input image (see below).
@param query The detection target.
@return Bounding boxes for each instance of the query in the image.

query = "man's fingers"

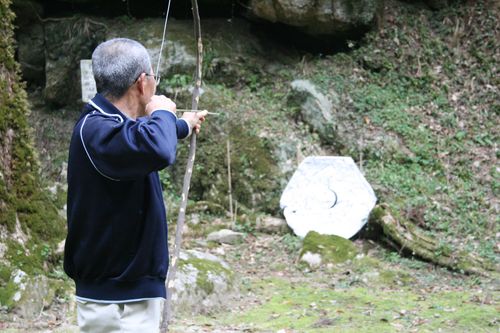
[198,110,208,117]
[181,110,207,134]
[194,123,201,134]
[197,110,208,122]
[146,95,176,116]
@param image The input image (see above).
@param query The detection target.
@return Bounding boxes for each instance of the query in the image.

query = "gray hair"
[92,38,152,99]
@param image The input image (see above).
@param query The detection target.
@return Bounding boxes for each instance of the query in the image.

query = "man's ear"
[136,73,146,95]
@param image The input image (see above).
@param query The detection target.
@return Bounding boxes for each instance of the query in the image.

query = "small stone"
[256,216,289,234]
[300,251,322,268]
[207,229,245,245]
[214,247,226,256]
[56,239,65,255]
[189,213,201,225]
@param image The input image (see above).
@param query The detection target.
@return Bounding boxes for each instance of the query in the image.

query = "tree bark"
[369,204,498,277]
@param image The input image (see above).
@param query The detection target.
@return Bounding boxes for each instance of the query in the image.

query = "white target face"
[280,156,377,239]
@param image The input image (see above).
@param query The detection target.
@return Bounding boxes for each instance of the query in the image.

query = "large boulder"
[171,250,237,316]
[105,19,197,77]
[289,79,338,144]
[248,0,382,36]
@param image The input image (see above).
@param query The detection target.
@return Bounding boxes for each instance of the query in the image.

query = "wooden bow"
[161,0,203,331]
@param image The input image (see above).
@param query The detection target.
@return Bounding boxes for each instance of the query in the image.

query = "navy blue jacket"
[64,94,189,302]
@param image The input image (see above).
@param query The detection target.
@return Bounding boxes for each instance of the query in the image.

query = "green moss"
[0,264,15,308]
[186,200,227,216]
[0,0,65,279]
[300,231,358,265]
[369,205,386,223]
[178,257,234,295]
[0,278,18,309]
[5,240,43,275]
[351,255,382,272]
[171,116,282,214]
[198,277,500,332]
[185,222,227,239]
[54,187,67,210]
[378,269,414,286]
[0,265,12,283]
[15,191,65,241]
[50,278,73,300]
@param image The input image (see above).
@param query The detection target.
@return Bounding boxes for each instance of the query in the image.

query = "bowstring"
[155,0,173,85]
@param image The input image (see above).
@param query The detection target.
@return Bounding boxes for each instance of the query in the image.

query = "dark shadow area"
[249,20,370,55]
[37,0,241,19]
[16,1,370,55]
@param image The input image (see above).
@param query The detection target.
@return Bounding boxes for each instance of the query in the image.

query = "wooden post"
[227,139,234,228]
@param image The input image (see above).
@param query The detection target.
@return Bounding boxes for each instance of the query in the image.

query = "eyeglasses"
[135,73,161,86]
[145,73,161,85]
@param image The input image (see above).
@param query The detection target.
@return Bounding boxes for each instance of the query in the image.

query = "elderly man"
[64,38,206,332]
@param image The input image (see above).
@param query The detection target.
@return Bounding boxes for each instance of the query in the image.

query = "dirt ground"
[169,233,499,333]
[1,232,498,333]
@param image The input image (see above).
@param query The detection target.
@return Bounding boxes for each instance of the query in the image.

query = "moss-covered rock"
[299,231,358,268]
[172,250,237,316]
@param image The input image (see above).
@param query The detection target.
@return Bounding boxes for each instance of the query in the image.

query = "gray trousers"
[77,299,162,333]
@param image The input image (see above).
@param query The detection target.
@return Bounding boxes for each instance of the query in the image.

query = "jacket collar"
[88,93,129,123]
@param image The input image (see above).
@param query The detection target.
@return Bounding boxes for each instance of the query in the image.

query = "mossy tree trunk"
[0,0,64,273]
[369,204,497,277]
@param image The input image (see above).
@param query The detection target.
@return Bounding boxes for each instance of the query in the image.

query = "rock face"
[248,0,382,36]
[16,17,198,106]
[11,0,44,28]
[299,231,358,269]
[43,17,106,105]
[172,250,237,315]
